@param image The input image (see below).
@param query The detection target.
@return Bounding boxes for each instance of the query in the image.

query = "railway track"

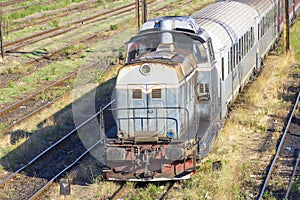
[3,0,181,53]
[3,0,57,14]
[0,62,102,132]
[0,0,167,88]
[3,2,137,53]
[6,0,100,33]
[159,181,176,200]
[258,92,300,199]
[0,0,27,7]
[0,33,110,89]
[0,100,115,199]
[0,0,181,88]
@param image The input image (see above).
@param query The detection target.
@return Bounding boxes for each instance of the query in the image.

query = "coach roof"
[192,1,259,51]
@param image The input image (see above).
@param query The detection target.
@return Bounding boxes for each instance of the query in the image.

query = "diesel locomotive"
[102,0,300,181]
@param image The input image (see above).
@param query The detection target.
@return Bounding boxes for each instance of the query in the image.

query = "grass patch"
[0,58,85,104]
[5,0,86,21]
[123,182,165,200]
[291,17,300,60]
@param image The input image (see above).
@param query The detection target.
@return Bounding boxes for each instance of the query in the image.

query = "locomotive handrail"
[110,106,190,141]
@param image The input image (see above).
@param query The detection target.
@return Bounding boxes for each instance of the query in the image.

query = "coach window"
[250,28,253,47]
[246,33,248,53]
[221,57,224,81]
[262,21,264,37]
[232,45,235,68]
[228,51,231,74]
[258,23,260,40]
[251,27,254,46]
[248,31,250,51]
[235,43,238,66]
[248,31,251,50]
[241,38,243,59]
[244,34,247,55]
[261,18,264,36]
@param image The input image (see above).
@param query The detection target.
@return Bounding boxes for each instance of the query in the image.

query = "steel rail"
[159,181,176,200]
[1,90,70,133]
[0,0,27,7]
[0,62,98,117]
[258,92,300,199]
[7,1,98,33]
[3,3,136,51]
[0,0,167,88]
[1,61,111,132]
[0,99,116,187]
[284,150,300,199]
[109,183,126,200]
[3,0,57,14]
[28,137,104,200]
[0,32,105,89]
[4,0,163,52]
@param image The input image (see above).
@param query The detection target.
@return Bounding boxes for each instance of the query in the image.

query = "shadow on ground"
[0,76,117,186]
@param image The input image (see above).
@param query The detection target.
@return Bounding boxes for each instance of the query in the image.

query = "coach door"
[129,84,166,134]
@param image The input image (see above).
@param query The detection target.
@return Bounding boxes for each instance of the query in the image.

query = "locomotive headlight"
[167,130,175,139]
[140,64,151,76]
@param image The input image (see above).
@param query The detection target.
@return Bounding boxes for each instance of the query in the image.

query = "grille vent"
[152,89,161,98]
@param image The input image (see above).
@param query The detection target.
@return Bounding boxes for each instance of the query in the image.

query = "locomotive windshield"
[125,31,208,64]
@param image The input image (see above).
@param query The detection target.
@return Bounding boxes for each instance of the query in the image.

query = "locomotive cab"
[104,16,221,181]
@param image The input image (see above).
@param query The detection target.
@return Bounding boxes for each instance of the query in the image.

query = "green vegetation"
[0,58,85,104]
[110,24,118,31]
[51,20,59,28]
[61,44,85,57]
[291,17,300,60]
[123,182,165,200]
[0,123,7,132]
[5,0,86,21]
[262,190,276,200]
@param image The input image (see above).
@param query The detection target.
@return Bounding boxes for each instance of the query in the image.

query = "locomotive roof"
[140,16,210,42]
[141,16,201,33]
[192,1,259,51]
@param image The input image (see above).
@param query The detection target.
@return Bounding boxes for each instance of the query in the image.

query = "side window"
[197,83,210,101]
[230,46,234,72]
[133,89,142,99]
[251,27,254,46]
[258,23,260,40]
[207,38,215,62]
[239,38,242,62]
[222,57,225,81]
[235,43,238,66]
[193,42,208,64]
